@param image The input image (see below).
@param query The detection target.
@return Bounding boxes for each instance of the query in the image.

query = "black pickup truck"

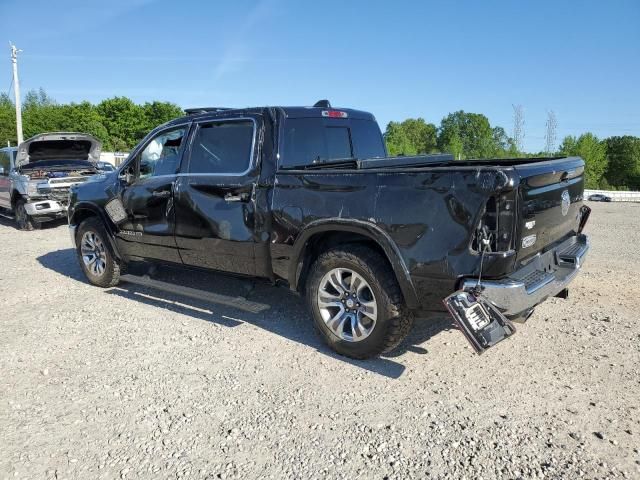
[68,101,590,359]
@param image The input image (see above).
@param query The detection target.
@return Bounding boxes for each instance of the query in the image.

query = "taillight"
[472,195,516,253]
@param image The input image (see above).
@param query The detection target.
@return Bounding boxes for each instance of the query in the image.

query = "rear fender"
[290,219,419,309]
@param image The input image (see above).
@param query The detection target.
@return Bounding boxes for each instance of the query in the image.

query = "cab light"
[322,110,348,118]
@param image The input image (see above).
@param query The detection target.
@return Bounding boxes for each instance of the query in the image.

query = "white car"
[0,133,101,230]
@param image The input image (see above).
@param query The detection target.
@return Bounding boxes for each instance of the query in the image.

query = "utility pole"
[10,43,23,145]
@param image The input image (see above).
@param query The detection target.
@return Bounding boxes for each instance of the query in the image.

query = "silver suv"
[0,133,101,230]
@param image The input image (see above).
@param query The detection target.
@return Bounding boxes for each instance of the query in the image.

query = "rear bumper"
[461,234,589,317]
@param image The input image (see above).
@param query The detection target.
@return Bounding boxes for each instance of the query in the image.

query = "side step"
[119,274,270,314]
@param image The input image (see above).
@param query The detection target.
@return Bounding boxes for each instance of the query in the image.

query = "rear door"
[174,116,260,275]
[514,157,585,263]
[116,124,189,263]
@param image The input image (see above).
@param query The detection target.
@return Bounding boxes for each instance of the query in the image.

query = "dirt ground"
[1,202,639,480]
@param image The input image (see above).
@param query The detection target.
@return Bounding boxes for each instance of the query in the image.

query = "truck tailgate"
[514,157,585,263]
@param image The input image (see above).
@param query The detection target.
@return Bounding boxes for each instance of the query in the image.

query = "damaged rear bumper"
[461,233,589,318]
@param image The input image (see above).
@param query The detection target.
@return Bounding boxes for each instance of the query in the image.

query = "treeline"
[0,89,183,151]
[385,113,640,190]
[1,90,638,189]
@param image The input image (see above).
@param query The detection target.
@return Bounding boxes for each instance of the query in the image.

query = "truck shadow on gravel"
[0,215,67,230]
[38,248,454,379]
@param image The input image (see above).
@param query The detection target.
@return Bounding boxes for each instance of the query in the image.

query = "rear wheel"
[306,245,414,359]
[76,218,122,287]
[14,199,39,231]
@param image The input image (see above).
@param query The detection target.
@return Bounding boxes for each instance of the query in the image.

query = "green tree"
[384,118,438,156]
[437,111,503,159]
[559,133,608,189]
[58,102,109,144]
[446,131,464,160]
[384,121,417,156]
[96,97,147,150]
[604,136,640,189]
[492,126,517,157]
[22,88,65,138]
[141,101,183,136]
[399,118,437,153]
[0,93,17,146]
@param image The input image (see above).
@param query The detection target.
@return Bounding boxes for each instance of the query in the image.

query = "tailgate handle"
[224,192,249,202]
[560,171,569,182]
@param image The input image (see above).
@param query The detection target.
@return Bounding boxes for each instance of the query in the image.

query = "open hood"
[16,132,102,167]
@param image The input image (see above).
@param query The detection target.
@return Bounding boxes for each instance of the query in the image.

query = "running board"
[0,210,15,220]
[119,274,270,314]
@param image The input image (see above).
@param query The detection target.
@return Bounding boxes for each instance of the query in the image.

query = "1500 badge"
[120,230,142,237]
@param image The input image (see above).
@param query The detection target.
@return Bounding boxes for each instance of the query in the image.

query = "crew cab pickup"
[0,133,101,230]
[68,101,590,358]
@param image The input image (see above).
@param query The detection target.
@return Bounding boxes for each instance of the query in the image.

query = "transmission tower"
[512,104,525,153]
[544,110,557,155]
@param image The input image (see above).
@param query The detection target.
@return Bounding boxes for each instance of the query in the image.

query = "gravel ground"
[1,202,639,480]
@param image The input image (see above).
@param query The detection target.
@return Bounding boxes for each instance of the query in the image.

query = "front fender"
[289,219,419,309]
[69,201,123,260]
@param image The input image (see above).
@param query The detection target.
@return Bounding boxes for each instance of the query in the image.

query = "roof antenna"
[313,99,331,108]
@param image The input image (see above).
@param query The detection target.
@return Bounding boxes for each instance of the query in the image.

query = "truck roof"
[171,104,377,125]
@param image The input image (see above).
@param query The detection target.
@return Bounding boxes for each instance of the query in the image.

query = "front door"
[116,125,189,263]
[174,117,259,275]
[0,150,12,208]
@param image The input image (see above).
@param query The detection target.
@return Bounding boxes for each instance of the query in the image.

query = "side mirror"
[119,167,135,185]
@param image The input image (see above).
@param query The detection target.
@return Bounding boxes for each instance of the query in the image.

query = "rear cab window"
[279,116,386,168]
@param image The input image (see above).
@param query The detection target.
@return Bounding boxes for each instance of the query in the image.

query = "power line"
[7,73,14,97]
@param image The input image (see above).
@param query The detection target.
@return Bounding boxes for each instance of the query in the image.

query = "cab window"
[137,127,186,179]
[188,120,254,174]
[280,117,386,168]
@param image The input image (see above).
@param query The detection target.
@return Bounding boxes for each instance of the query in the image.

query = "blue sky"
[1,0,639,152]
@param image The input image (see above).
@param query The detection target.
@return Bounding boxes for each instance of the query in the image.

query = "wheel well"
[71,208,123,261]
[71,208,98,227]
[295,231,395,295]
[10,190,22,207]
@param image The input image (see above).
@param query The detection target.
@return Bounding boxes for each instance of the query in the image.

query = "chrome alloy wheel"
[81,231,107,277]
[317,268,378,342]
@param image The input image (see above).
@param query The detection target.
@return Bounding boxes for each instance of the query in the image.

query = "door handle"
[224,192,249,202]
[152,190,171,198]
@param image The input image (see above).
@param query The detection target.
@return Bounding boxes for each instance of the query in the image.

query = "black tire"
[76,217,122,288]
[14,199,39,231]
[306,245,414,359]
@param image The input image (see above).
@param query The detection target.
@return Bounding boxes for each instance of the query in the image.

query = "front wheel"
[15,199,39,231]
[76,218,122,287]
[306,245,414,359]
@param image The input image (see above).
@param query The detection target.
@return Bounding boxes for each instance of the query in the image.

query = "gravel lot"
[1,202,639,480]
